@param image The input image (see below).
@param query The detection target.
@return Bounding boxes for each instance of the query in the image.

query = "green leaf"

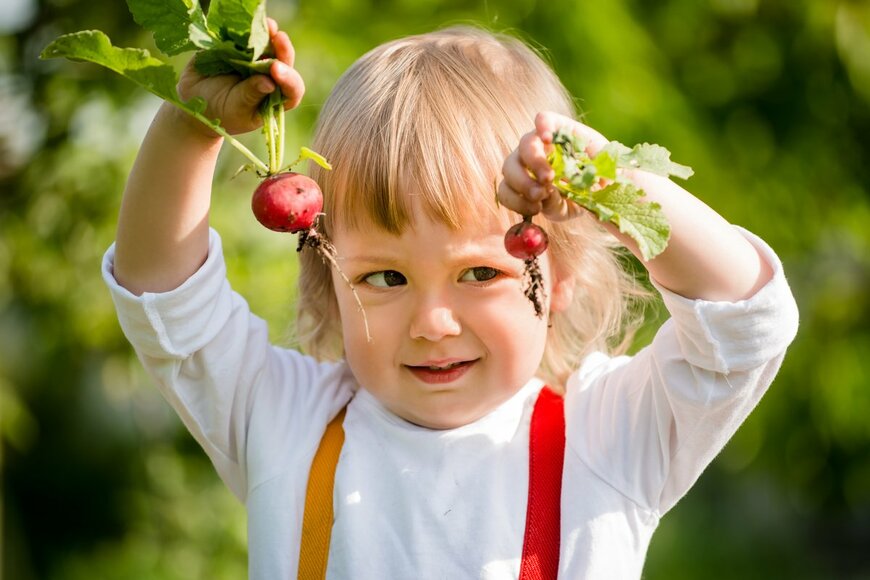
[548,129,682,260]
[607,141,694,180]
[552,130,587,158]
[187,16,220,51]
[569,164,598,189]
[207,0,257,40]
[125,0,214,55]
[247,1,270,61]
[41,31,184,104]
[546,145,566,179]
[207,0,269,60]
[600,140,631,163]
[299,147,333,171]
[567,182,671,261]
[591,150,617,181]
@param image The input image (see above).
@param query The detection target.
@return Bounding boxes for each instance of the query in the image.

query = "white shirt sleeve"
[101,229,354,501]
[565,227,799,515]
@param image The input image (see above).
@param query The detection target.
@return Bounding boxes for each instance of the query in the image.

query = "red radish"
[504,216,549,318]
[504,217,549,260]
[251,172,323,232]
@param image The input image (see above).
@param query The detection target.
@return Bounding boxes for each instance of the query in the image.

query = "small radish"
[504,216,549,260]
[251,172,323,232]
[504,216,548,318]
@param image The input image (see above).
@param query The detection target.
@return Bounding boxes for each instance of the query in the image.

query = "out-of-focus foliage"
[2,0,868,578]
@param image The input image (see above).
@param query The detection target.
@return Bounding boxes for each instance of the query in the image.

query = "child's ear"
[549,274,575,313]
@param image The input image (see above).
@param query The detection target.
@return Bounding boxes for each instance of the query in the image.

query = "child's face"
[330,204,571,430]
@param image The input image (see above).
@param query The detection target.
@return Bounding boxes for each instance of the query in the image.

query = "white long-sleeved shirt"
[102,227,798,579]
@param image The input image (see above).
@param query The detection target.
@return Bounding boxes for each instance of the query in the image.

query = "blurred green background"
[2,0,869,578]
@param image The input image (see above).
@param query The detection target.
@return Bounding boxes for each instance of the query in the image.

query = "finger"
[270,61,305,109]
[536,111,609,156]
[540,187,570,221]
[534,111,579,145]
[540,186,586,222]
[257,19,279,58]
[497,180,542,217]
[573,121,609,156]
[534,111,562,144]
[502,148,544,201]
[271,30,295,67]
[517,131,554,184]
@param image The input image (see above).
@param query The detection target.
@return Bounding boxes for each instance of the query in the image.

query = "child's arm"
[113,19,304,296]
[499,112,774,302]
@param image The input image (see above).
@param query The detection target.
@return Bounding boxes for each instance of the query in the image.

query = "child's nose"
[408,300,461,341]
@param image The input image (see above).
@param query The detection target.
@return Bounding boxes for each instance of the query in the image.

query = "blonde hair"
[297,25,648,388]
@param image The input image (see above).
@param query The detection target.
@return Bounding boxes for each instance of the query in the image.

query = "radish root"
[298,216,373,343]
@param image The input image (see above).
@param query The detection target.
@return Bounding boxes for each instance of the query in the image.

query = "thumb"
[238,74,276,108]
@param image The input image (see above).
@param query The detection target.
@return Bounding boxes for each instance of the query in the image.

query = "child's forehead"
[333,198,510,252]
[332,185,513,241]
[334,214,508,244]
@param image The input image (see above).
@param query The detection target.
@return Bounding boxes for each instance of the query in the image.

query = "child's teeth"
[427,362,460,370]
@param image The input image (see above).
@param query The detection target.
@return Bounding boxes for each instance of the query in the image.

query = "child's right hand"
[174,18,305,137]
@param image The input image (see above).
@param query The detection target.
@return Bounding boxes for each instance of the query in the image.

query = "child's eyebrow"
[337,254,400,266]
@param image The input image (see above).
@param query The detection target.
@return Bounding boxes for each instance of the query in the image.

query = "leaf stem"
[227,58,275,75]
[260,90,284,175]
[268,111,277,173]
[277,99,285,170]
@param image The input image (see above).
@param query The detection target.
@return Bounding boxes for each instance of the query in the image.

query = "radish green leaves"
[548,130,693,261]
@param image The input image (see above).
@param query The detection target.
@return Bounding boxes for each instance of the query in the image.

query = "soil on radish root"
[523,256,546,318]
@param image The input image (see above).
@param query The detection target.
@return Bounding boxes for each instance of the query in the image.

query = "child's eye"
[364,270,407,287]
[459,267,500,283]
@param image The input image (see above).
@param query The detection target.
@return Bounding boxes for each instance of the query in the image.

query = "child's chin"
[414,415,472,430]
[399,399,496,431]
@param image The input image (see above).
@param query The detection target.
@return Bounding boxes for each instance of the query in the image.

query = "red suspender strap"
[519,385,566,580]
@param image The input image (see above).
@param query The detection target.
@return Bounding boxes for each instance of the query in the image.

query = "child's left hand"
[498,111,606,221]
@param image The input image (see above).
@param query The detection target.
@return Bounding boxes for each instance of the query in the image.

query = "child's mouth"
[404,359,477,384]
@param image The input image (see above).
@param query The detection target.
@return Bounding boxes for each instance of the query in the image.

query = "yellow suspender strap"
[297,406,347,580]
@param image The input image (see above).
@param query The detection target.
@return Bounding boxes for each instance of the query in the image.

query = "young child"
[102,20,799,579]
